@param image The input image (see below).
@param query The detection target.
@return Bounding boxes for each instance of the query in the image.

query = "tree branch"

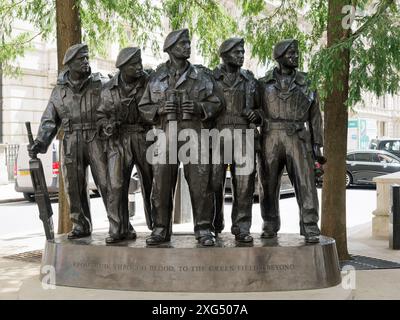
[16,31,44,47]
[0,0,25,15]
[351,0,394,39]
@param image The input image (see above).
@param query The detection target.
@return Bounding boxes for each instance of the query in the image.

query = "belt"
[63,121,96,132]
[218,114,248,126]
[120,124,150,133]
[264,121,307,136]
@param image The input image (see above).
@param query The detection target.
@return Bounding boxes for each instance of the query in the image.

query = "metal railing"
[5,144,19,181]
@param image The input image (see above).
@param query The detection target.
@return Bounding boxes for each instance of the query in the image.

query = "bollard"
[389,184,400,250]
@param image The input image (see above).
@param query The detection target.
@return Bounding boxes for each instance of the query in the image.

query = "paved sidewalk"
[0,220,400,300]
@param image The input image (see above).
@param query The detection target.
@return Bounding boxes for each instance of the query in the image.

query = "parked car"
[369,138,400,158]
[15,141,102,201]
[317,149,400,188]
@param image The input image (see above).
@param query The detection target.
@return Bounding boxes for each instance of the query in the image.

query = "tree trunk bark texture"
[55,0,81,234]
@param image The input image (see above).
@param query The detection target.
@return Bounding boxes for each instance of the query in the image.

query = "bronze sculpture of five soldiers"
[29,29,325,246]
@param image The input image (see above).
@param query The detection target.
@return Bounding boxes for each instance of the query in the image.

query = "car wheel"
[23,192,35,202]
[345,172,352,188]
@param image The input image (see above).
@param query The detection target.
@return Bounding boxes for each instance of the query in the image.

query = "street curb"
[0,198,26,204]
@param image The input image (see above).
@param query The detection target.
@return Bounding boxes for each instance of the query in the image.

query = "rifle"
[25,122,55,241]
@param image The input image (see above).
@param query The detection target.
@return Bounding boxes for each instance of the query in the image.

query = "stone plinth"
[373,172,400,239]
[41,233,341,292]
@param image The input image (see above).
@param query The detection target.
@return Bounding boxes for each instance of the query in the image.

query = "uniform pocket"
[63,137,74,164]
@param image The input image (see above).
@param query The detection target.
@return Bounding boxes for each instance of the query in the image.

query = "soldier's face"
[280,43,299,69]
[69,50,90,74]
[169,35,191,59]
[120,56,143,79]
[222,44,245,68]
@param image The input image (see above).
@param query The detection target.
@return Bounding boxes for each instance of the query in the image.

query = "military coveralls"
[212,65,261,236]
[139,62,222,240]
[97,71,153,238]
[35,70,108,235]
[258,68,323,237]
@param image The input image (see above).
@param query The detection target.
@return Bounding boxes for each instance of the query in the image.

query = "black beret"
[163,29,190,52]
[116,47,141,68]
[219,37,244,56]
[273,39,298,60]
[63,43,88,65]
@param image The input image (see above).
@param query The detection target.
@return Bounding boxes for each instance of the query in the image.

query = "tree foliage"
[0,0,162,74]
[0,0,54,74]
[238,0,400,108]
[79,0,162,57]
[1,0,399,101]
[163,0,238,67]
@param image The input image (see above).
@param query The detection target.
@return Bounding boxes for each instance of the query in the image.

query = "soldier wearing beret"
[139,29,223,246]
[97,47,153,243]
[28,44,109,239]
[212,37,262,243]
[258,39,325,243]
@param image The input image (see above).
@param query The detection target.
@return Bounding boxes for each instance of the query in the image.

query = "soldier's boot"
[235,233,253,243]
[146,227,170,246]
[305,235,320,243]
[198,234,216,246]
[196,229,216,247]
[67,223,91,239]
[67,229,91,239]
[125,229,137,240]
[105,235,125,244]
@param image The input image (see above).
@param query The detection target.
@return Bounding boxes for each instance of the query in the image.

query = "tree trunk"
[321,0,351,261]
[55,0,81,234]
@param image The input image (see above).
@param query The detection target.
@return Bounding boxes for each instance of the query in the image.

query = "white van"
[14,141,98,201]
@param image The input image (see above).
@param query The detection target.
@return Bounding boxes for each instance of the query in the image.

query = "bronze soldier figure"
[212,38,262,243]
[97,47,153,243]
[258,39,325,243]
[28,44,108,239]
[139,29,222,246]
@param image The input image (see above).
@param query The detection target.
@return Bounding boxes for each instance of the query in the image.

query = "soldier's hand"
[27,141,41,159]
[244,110,260,124]
[313,144,327,164]
[158,101,177,115]
[103,122,117,137]
[181,100,198,114]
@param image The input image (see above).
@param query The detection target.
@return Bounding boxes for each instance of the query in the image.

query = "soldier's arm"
[34,90,61,153]
[250,78,264,126]
[138,83,160,124]
[309,91,327,163]
[97,89,115,128]
[96,88,117,138]
[309,91,323,146]
[198,76,223,121]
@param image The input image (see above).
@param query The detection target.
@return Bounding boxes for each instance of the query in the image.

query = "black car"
[345,150,400,187]
[369,138,400,158]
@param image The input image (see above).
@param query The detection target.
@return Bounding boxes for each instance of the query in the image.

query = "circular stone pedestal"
[41,233,341,292]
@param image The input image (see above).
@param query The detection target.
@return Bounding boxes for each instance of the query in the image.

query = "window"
[346,153,355,161]
[381,140,400,152]
[378,154,400,164]
[354,153,372,162]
